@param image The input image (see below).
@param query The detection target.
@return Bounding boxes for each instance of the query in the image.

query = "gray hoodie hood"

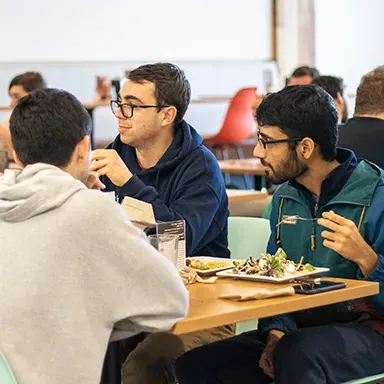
[0,163,86,222]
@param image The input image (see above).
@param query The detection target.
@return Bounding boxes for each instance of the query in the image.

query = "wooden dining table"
[172,277,379,334]
[219,158,267,190]
[226,188,268,204]
[219,158,265,176]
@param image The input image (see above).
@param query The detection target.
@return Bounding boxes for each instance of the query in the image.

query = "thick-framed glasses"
[256,133,302,150]
[110,100,169,118]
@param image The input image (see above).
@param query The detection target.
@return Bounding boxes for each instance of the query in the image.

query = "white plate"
[187,256,235,276]
[216,267,330,283]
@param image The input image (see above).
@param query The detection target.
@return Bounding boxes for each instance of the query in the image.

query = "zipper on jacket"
[311,202,319,252]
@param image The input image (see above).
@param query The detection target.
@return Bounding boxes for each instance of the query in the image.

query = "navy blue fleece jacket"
[101,120,230,258]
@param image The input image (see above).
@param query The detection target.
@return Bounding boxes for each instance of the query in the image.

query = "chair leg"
[233,146,245,159]
[222,146,229,161]
[211,144,219,160]
[233,145,252,189]
[220,146,231,186]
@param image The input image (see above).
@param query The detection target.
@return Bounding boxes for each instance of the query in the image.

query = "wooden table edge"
[220,168,265,176]
[227,190,268,204]
[218,160,265,176]
[228,192,268,204]
[172,279,379,335]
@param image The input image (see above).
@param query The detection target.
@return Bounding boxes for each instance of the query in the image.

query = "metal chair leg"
[233,145,252,189]
[233,145,245,159]
[220,146,231,186]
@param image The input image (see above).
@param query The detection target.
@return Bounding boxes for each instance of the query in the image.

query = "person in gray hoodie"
[0,88,189,384]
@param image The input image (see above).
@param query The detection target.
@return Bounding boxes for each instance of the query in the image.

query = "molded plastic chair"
[204,88,257,187]
[204,88,256,147]
[228,216,271,334]
[228,216,270,260]
[0,350,17,383]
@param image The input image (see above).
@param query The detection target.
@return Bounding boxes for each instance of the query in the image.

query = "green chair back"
[228,216,270,260]
[0,350,17,384]
[228,216,271,334]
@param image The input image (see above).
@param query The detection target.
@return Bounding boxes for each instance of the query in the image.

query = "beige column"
[273,0,315,86]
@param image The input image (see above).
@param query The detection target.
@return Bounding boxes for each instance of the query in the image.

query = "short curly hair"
[256,85,338,161]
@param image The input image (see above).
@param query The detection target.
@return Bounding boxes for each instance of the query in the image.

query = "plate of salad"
[216,248,329,283]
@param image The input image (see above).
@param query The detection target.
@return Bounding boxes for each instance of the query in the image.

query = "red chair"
[204,87,257,186]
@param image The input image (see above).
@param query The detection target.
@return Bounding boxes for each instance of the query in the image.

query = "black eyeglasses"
[257,134,303,150]
[110,100,169,118]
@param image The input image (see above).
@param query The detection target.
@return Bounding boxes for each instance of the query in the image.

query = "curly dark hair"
[256,85,339,161]
[312,75,348,122]
[10,89,91,167]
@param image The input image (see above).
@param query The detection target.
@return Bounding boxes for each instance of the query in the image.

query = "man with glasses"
[176,85,384,384]
[92,63,234,384]
[92,62,229,259]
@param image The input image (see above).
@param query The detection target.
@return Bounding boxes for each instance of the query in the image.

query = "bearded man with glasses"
[176,85,384,384]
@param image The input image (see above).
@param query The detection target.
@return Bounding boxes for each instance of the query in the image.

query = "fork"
[276,215,319,227]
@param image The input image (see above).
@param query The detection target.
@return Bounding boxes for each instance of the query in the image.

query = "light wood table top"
[227,189,268,204]
[173,277,379,334]
[219,158,265,176]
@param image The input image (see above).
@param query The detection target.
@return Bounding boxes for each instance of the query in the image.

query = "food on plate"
[232,248,315,278]
[186,258,234,271]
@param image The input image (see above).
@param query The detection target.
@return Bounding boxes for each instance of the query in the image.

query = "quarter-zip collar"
[288,148,358,209]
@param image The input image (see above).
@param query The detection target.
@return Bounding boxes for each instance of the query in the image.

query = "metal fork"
[276,215,319,227]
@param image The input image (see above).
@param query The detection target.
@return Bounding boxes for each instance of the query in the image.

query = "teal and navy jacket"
[259,149,384,335]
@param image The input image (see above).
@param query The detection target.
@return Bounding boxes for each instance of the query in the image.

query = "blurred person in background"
[252,65,320,114]
[339,66,384,169]
[93,76,112,106]
[312,75,348,123]
[287,65,320,86]
[0,72,46,170]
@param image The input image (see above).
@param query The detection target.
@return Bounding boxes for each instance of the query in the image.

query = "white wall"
[0,0,276,103]
[0,0,271,62]
[0,60,278,142]
[0,60,278,104]
[315,0,384,98]
[0,0,276,141]
[275,0,300,83]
